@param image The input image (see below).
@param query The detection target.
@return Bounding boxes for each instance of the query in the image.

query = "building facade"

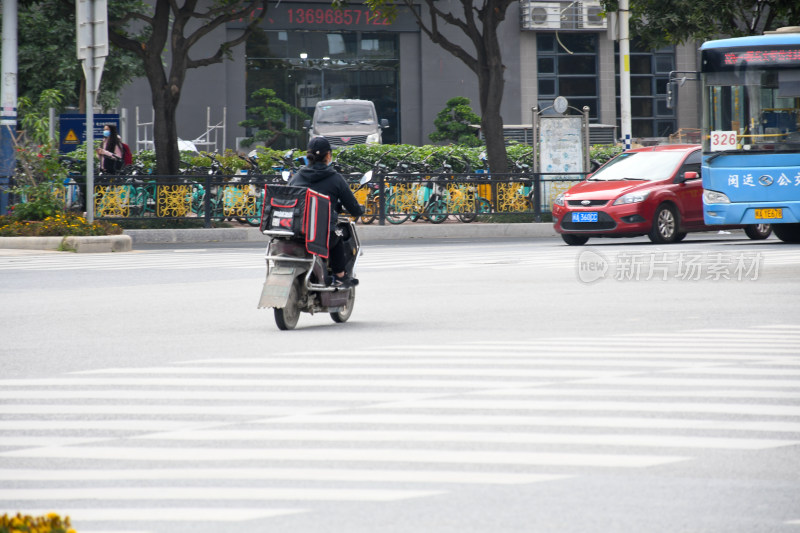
[118,0,701,151]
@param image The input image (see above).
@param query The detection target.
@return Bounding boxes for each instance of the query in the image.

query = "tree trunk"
[478,32,508,174]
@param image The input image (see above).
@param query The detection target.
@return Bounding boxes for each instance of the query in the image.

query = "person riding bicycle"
[289,136,363,288]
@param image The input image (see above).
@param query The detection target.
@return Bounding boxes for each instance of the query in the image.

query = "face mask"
[103,130,111,138]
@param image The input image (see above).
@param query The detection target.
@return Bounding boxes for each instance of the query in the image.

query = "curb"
[0,235,132,253]
[125,223,558,245]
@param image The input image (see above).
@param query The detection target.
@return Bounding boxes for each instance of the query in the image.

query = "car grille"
[560,211,617,231]
[328,135,369,146]
[567,200,608,207]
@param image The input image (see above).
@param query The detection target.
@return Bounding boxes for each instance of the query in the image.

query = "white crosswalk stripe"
[1,325,799,530]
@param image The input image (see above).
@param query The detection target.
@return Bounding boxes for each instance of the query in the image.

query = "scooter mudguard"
[258,266,304,309]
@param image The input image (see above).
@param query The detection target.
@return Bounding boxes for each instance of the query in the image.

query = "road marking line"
[0,468,567,485]
[366,399,800,417]
[134,429,799,450]
[0,446,689,468]
[255,413,800,433]
[0,508,304,522]
[0,487,443,502]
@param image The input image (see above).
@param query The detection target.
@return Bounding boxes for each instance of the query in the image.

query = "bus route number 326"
[710,131,738,151]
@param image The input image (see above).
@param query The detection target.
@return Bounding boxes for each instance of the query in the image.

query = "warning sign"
[59,113,119,153]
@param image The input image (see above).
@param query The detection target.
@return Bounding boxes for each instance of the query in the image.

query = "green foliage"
[429,97,482,147]
[10,0,145,110]
[17,89,63,145]
[7,182,67,221]
[599,0,800,48]
[14,142,68,187]
[590,144,625,165]
[238,89,310,148]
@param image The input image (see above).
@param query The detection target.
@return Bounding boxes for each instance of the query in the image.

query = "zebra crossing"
[1,325,799,531]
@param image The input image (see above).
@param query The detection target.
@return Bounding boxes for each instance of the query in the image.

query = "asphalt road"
[1,234,799,532]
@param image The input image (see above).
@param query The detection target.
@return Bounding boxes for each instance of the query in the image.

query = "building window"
[536,33,599,119]
[246,30,400,146]
[616,40,676,138]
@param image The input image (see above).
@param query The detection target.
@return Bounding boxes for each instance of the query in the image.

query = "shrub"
[0,512,76,533]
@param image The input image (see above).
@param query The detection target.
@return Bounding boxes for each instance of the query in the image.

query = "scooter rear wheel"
[330,287,356,323]
[274,278,301,330]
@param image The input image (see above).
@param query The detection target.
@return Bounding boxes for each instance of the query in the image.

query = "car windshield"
[589,151,688,181]
[316,105,375,125]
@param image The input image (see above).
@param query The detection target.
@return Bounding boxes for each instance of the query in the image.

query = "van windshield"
[316,105,375,125]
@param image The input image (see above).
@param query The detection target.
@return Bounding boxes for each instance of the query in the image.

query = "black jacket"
[289,162,364,225]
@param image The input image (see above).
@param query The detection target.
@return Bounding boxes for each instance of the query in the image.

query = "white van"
[304,99,389,147]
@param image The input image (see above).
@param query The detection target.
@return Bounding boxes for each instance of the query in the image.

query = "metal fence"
[68,172,588,226]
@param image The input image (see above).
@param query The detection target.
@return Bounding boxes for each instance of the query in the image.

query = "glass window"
[536,33,599,120]
[538,57,555,74]
[246,30,400,146]
[539,79,556,95]
[537,34,555,52]
[616,39,676,139]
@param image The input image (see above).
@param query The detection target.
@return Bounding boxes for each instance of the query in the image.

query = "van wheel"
[744,224,772,240]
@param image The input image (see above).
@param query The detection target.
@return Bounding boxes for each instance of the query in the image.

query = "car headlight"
[554,193,565,206]
[612,191,650,205]
[366,133,381,144]
[703,189,731,204]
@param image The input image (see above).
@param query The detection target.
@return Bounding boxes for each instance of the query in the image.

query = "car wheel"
[675,232,687,242]
[562,234,590,246]
[648,204,680,243]
[744,224,772,240]
[772,223,800,243]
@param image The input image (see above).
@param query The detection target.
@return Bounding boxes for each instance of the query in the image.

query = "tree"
[600,0,800,48]
[238,88,309,148]
[5,0,143,111]
[361,0,513,173]
[107,0,269,175]
[429,96,482,147]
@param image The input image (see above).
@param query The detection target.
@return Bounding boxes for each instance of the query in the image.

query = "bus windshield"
[703,67,800,152]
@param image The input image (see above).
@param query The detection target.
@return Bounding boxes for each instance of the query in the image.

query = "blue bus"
[700,28,800,243]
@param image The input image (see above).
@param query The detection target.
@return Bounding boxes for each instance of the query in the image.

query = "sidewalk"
[0,223,558,253]
[125,222,558,245]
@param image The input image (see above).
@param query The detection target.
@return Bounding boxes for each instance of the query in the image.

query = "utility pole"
[619,0,632,150]
[77,0,108,223]
[1,0,17,215]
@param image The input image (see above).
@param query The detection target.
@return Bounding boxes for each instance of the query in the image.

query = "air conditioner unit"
[579,2,607,29]
[521,2,562,30]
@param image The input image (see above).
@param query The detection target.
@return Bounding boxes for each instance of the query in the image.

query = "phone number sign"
[230,3,419,32]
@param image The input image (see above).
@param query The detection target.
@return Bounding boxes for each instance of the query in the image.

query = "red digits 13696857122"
[286,7,391,26]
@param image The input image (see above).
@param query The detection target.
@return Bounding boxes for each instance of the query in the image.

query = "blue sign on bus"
[59,114,119,153]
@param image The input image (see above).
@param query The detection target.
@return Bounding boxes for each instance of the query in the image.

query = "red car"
[552,145,772,245]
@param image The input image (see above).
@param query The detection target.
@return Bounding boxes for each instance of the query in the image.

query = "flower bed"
[1,512,76,533]
[0,213,122,237]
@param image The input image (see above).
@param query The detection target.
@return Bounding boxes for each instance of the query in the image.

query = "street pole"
[1,0,18,216]
[619,0,632,150]
[77,0,108,223]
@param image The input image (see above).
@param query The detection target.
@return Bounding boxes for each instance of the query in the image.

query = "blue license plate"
[572,212,598,223]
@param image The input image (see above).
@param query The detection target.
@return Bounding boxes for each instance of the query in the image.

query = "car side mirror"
[303,119,311,129]
[682,171,700,182]
[380,118,389,129]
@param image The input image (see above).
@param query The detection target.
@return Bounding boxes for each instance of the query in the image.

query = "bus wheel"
[744,224,772,240]
[772,223,800,243]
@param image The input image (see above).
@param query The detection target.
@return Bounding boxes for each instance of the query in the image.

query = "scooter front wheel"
[330,287,356,323]
[274,278,301,330]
